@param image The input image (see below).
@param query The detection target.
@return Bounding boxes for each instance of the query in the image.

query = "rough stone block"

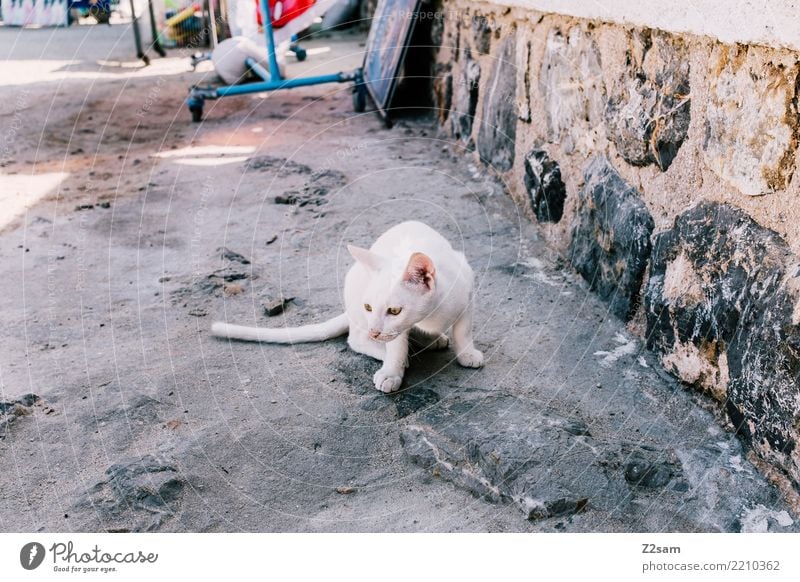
[477,34,518,171]
[523,149,567,222]
[702,46,798,196]
[539,26,606,154]
[451,48,481,145]
[433,63,453,124]
[569,156,654,320]
[401,393,626,520]
[401,391,794,529]
[471,13,492,55]
[645,201,800,490]
[606,30,690,171]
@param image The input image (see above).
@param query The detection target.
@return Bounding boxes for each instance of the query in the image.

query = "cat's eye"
[364,304,372,312]
[387,307,402,316]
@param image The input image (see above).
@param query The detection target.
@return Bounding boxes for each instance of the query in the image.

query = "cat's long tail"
[210,313,349,344]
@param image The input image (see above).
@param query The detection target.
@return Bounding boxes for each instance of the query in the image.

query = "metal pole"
[258,0,282,82]
[129,0,148,64]
[147,0,166,56]
[207,0,218,47]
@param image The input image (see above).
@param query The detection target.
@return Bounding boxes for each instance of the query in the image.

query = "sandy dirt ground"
[0,22,796,533]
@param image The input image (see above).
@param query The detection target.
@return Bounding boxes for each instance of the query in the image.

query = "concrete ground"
[0,22,797,533]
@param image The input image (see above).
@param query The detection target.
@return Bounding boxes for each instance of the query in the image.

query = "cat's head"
[348,245,437,342]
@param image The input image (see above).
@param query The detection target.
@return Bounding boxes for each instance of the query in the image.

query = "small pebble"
[264,297,294,316]
[224,283,244,296]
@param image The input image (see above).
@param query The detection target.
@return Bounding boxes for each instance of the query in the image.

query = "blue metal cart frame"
[186,0,367,121]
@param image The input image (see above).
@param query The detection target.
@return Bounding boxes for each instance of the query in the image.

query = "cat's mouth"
[370,333,399,343]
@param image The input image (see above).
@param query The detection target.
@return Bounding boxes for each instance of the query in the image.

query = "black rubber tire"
[295,48,307,61]
[190,105,203,123]
[93,9,111,24]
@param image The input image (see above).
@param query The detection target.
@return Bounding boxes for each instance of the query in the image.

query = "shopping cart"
[185,0,367,121]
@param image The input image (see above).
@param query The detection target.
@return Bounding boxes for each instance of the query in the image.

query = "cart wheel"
[187,98,204,122]
[190,105,203,122]
[93,9,111,24]
[294,47,307,61]
[353,83,367,113]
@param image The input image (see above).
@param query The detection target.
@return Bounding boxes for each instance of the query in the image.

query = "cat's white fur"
[211,221,483,392]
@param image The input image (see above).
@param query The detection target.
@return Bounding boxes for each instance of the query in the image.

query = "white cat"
[211,221,484,392]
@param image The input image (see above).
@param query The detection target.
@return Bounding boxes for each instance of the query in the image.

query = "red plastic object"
[255,0,316,28]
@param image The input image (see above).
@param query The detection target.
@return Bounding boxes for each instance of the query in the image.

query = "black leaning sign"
[362,0,422,125]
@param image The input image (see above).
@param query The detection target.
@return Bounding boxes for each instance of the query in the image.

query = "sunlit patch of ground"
[0,171,69,230]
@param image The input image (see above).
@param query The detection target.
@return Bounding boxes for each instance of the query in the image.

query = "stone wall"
[428,0,800,497]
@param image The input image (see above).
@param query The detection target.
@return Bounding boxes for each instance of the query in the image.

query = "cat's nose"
[368,329,381,339]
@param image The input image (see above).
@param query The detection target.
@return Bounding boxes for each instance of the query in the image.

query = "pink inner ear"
[403,252,436,290]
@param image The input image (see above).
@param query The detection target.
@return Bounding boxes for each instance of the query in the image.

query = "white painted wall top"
[493,0,800,52]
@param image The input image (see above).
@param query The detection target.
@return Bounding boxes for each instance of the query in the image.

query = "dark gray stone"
[306,168,348,196]
[334,349,379,395]
[75,455,186,532]
[245,155,312,175]
[569,156,654,320]
[273,169,347,208]
[263,297,294,316]
[471,14,492,55]
[274,192,300,205]
[645,201,800,490]
[401,394,620,519]
[400,391,795,528]
[217,247,250,265]
[0,393,38,412]
[300,168,348,205]
[523,149,567,223]
[606,30,690,171]
[209,268,249,282]
[92,395,165,426]
[359,395,393,412]
[624,454,673,489]
[0,394,39,439]
[451,49,481,145]
[392,387,440,418]
[477,34,517,171]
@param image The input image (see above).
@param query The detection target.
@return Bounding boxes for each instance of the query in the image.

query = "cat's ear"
[403,252,436,292]
[348,245,386,271]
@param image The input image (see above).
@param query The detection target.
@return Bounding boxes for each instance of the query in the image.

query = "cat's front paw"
[457,348,484,368]
[373,368,403,393]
